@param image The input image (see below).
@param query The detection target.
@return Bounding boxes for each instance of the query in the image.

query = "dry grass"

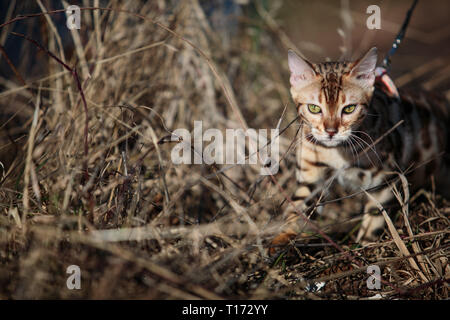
[0,0,448,299]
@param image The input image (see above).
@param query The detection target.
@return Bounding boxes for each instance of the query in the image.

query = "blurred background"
[0,0,448,299]
[2,1,450,91]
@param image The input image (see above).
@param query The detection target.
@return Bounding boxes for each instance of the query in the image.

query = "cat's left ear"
[350,47,377,87]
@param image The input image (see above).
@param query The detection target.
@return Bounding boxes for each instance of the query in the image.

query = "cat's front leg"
[269,161,326,255]
[356,182,394,243]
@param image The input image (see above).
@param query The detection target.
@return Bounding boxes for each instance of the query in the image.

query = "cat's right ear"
[288,50,316,87]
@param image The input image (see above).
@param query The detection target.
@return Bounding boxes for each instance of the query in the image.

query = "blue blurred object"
[200,0,247,48]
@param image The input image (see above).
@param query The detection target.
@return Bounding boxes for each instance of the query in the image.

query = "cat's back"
[366,86,450,194]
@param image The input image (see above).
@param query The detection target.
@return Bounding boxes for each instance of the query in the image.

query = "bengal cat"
[271,47,450,253]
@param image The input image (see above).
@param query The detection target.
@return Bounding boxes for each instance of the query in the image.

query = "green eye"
[307,104,321,114]
[343,104,357,114]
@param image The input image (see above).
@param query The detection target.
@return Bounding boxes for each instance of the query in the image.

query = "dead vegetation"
[0,0,448,299]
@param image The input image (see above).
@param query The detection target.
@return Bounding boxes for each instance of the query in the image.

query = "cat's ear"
[288,50,316,87]
[350,47,377,87]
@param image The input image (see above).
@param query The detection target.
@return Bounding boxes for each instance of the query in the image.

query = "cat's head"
[288,47,378,147]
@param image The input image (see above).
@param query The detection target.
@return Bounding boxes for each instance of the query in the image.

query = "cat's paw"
[268,231,298,256]
[356,211,385,243]
[338,167,372,190]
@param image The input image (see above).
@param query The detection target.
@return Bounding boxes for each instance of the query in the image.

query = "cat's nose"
[325,128,337,138]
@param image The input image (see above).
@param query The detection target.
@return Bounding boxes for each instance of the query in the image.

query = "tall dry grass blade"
[390,172,430,282]
[362,188,427,282]
[22,86,41,231]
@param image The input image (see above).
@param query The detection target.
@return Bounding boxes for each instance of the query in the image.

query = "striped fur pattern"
[271,48,450,253]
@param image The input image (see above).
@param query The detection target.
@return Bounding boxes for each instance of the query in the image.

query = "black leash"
[382,0,419,71]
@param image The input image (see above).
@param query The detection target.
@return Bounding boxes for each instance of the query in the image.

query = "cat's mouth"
[317,138,343,147]
[310,129,350,147]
